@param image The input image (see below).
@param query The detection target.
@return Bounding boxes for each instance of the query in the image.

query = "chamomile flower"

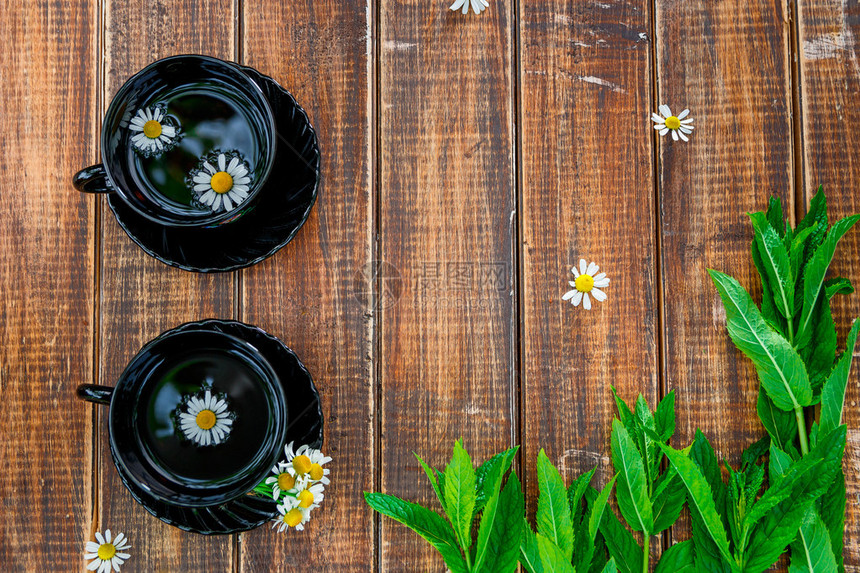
[129,107,178,154]
[450,0,489,15]
[84,529,131,573]
[651,105,694,142]
[271,500,312,533]
[563,259,610,310]
[265,460,308,501]
[295,482,326,510]
[188,152,252,213]
[283,441,332,485]
[177,390,234,447]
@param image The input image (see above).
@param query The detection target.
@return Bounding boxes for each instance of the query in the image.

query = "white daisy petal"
[594,278,610,288]
[651,113,664,123]
[161,125,176,137]
[591,287,607,301]
[129,124,143,132]
[659,104,671,117]
[227,157,240,173]
[579,259,587,275]
[563,289,576,301]
[571,266,580,277]
[677,108,690,119]
[679,131,689,142]
[653,123,666,131]
[583,293,592,310]
[223,194,234,211]
[659,128,669,136]
[218,153,226,171]
[680,118,695,124]
[233,176,251,185]
[572,290,583,306]
[586,261,598,276]
[672,130,680,141]
[193,174,211,184]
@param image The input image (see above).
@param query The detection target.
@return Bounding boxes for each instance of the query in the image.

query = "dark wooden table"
[2,0,858,570]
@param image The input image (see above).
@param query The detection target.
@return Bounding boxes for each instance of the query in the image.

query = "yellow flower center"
[575,274,594,293]
[277,472,296,492]
[665,116,681,130]
[309,463,325,481]
[297,489,315,508]
[293,454,312,475]
[284,508,303,527]
[143,119,162,138]
[97,543,116,561]
[195,409,217,430]
[210,171,233,194]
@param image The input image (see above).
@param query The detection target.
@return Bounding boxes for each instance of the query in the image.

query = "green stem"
[642,534,650,573]
[795,406,809,456]
[786,317,794,344]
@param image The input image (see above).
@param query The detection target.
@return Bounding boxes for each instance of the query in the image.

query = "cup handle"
[73,164,113,194]
[76,384,114,405]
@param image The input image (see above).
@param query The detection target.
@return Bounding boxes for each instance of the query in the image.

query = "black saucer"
[109,67,320,272]
[111,319,324,534]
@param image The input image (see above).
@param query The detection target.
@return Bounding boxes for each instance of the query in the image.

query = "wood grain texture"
[655,0,794,547]
[0,1,96,569]
[518,0,659,559]
[797,0,860,567]
[378,1,516,570]
[97,2,236,571]
[239,0,375,571]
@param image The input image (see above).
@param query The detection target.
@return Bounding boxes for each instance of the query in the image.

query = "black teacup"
[77,328,288,508]
[74,55,276,227]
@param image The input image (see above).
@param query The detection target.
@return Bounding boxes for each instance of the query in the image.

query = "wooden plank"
[797,0,860,566]
[378,2,516,570]
[519,0,659,556]
[97,2,236,571]
[0,1,96,568]
[238,1,375,571]
[655,0,794,544]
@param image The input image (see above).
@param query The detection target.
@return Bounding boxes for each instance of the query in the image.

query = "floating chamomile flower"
[272,501,312,533]
[265,460,308,501]
[651,105,694,142]
[563,259,610,310]
[284,441,332,485]
[450,0,489,14]
[129,107,178,154]
[188,152,252,213]
[84,529,131,573]
[177,390,234,447]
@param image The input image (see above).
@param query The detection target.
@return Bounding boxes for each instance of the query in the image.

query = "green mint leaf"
[474,446,519,516]
[364,492,467,573]
[519,521,545,573]
[568,466,598,522]
[611,387,639,439]
[414,452,445,511]
[796,214,860,347]
[744,426,846,572]
[756,387,797,451]
[819,319,860,437]
[475,472,524,573]
[824,276,854,300]
[654,390,676,441]
[536,449,574,559]
[752,236,787,332]
[788,508,838,573]
[800,294,837,392]
[750,211,795,319]
[651,466,686,533]
[634,394,659,482]
[708,269,812,410]
[768,442,793,483]
[535,534,576,573]
[765,195,785,234]
[611,419,653,534]
[656,441,735,568]
[654,540,696,573]
[789,225,817,282]
[600,558,618,573]
[444,439,477,551]
[796,187,828,260]
[588,476,617,544]
[689,429,726,523]
[741,435,770,468]
[585,486,643,573]
[817,470,846,573]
